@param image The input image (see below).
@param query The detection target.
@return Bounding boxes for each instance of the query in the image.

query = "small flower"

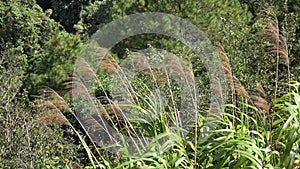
[158,158,163,164]
[58,144,64,149]
[64,158,70,163]
[294,159,300,166]
[45,145,50,150]
[137,161,142,167]
[37,150,43,155]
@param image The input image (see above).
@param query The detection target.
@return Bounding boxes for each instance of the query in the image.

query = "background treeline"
[0,0,299,168]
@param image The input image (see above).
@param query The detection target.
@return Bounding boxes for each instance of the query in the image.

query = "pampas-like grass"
[251,83,269,115]
[260,9,290,100]
[39,113,71,126]
[38,87,101,168]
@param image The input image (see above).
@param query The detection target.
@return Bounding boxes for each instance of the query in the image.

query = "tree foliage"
[0,0,83,95]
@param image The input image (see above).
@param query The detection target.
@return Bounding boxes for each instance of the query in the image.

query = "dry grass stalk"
[257,83,267,99]
[98,54,118,74]
[75,57,98,79]
[38,85,105,165]
[251,95,269,114]
[251,84,269,114]
[39,87,72,112]
[96,96,124,119]
[63,76,92,98]
[219,46,234,93]
[166,57,194,81]
[63,73,132,140]
[233,77,250,99]
[39,113,71,126]
[38,87,73,126]
[261,10,290,99]
[218,46,236,116]
[262,13,289,65]
[81,115,107,135]
[40,100,61,112]
[39,87,116,158]
[97,104,110,117]
[218,46,271,116]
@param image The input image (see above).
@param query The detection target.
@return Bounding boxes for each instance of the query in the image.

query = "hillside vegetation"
[0,0,299,168]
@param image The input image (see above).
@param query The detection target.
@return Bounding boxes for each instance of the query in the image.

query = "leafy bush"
[0,50,78,168]
[28,31,82,94]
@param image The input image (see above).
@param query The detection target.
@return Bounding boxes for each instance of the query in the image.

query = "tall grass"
[36,9,299,169]
[39,46,300,168]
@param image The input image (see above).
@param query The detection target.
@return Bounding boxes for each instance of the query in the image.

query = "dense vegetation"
[0,0,299,168]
